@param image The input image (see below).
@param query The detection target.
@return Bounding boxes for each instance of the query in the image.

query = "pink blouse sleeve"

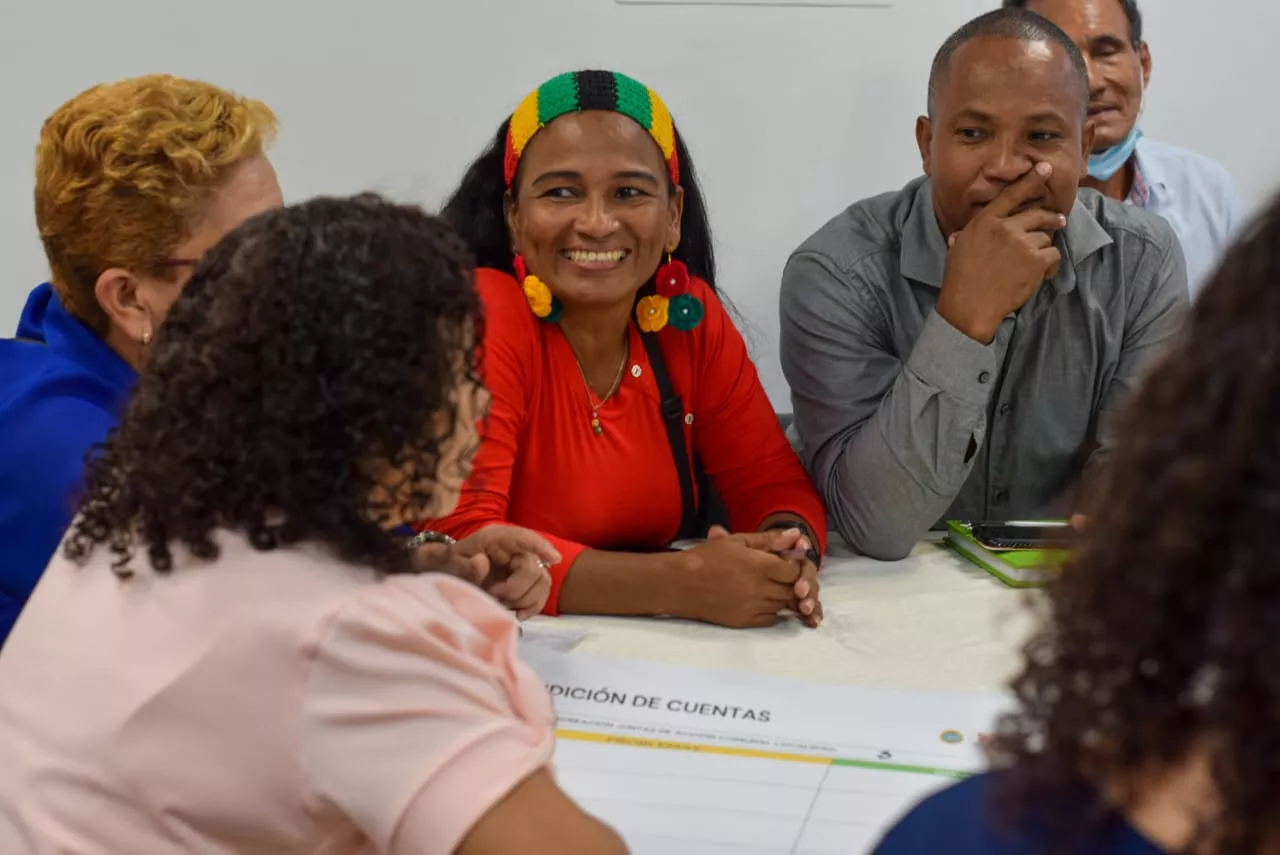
[300,574,555,855]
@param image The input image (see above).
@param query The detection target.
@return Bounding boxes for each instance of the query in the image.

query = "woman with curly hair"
[0,74,284,647]
[874,196,1280,853]
[427,70,827,629]
[0,196,622,855]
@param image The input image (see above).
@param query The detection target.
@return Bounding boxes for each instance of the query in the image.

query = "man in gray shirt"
[780,8,1188,560]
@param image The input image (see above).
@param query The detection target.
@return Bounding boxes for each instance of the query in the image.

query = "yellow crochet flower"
[636,294,670,332]
[522,275,554,318]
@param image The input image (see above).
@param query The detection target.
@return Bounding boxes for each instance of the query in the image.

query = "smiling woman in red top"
[425,70,827,628]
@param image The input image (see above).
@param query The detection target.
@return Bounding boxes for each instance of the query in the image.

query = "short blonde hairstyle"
[34,74,278,332]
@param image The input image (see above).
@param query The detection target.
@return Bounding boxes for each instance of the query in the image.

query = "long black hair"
[66,194,481,576]
[442,116,718,292]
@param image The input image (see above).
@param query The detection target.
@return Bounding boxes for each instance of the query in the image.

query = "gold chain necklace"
[573,344,629,436]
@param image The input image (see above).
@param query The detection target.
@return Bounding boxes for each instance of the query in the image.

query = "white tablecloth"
[526,539,1041,694]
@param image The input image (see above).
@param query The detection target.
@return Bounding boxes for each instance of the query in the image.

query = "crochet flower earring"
[514,255,562,322]
[636,253,704,333]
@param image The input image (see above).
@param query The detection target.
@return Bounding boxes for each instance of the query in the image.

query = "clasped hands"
[680,524,822,630]
[411,522,822,630]
[410,525,558,620]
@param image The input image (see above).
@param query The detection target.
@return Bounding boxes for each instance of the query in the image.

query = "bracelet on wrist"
[765,519,820,566]
[405,530,456,550]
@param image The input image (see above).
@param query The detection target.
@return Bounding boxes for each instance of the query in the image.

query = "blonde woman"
[0,74,282,646]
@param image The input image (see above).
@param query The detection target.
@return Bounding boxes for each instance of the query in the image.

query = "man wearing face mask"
[779,8,1188,561]
[1004,0,1237,296]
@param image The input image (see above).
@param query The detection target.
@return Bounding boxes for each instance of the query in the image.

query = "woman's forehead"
[519,111,666,176]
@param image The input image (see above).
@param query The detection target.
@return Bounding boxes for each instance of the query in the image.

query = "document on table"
[520,647,1010,855]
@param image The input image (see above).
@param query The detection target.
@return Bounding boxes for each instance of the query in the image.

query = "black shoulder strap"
[639,331,699,540]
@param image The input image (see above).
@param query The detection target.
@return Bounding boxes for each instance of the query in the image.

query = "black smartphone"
[970,521,1070,551]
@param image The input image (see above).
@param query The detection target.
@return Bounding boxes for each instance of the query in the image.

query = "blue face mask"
[1087,125,1143,181]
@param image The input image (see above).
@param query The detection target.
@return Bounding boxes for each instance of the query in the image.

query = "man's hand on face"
[936,161,1069,344]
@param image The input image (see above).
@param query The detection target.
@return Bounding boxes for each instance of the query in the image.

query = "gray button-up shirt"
[780,176,1189,560]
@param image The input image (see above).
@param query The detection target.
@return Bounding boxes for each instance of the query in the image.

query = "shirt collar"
[1132,139,1172,202]
[900,178,1114,296]
[42,285,138,393]
[1127,161,1153,208]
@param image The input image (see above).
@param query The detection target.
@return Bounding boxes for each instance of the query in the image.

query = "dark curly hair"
[990,194,1280,853]
[65,194,481,577]
[442,115,718,292]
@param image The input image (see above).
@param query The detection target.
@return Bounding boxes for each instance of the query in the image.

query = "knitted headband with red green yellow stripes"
[504,70,680,189]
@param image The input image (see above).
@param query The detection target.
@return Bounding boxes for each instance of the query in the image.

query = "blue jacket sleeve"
[0,395,117,645]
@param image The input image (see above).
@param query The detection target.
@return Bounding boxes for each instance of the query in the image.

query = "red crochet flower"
[655,259,690,298]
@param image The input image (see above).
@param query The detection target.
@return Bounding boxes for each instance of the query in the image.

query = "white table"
[527,539,1041,695]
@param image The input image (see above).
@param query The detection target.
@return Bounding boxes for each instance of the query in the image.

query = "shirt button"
[978,371,992,385]
[999,402,1012,416]
[630,364,643,379]
[994,490,1009,505]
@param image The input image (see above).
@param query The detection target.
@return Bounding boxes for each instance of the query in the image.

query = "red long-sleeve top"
[427,269,827,615]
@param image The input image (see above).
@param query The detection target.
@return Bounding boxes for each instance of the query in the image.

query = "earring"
[140,329,152,346]
[636,294,669,333]
[639,253,704,333]
[514,255,562,322]
[655,253,689,298]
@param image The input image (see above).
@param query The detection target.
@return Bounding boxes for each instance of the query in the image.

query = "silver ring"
[536,558,550,571]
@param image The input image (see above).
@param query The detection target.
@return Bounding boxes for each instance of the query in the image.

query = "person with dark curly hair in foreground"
[874,195,1280,853]
[0,196,625,855]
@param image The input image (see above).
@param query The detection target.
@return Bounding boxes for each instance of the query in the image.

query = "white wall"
[1,0,1277,407]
